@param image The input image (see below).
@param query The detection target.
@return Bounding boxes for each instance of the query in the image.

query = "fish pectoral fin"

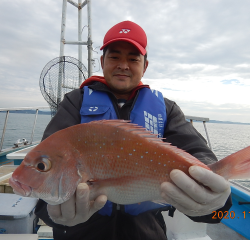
[86,178,98,186]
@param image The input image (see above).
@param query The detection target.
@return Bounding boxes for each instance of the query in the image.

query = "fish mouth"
[9,177,32,197]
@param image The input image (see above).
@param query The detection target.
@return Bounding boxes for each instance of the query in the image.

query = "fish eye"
[36,157,51,172]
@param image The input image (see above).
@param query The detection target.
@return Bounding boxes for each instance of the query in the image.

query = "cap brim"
[100,38,146,56]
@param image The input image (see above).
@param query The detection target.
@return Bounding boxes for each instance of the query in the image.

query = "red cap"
[100,21,147,55]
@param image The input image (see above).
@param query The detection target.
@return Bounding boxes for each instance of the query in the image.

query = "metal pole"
[58,0,68,107]
[30,109,39,144]
[60,0,67,58]
[64,41,88,45]
[68,0,78,8]
[203,121,212,150]
[87,0,93,77]
[0,111,9,152]
[78,0,83,86]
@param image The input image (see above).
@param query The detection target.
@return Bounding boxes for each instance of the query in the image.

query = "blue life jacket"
[80,86,170,216]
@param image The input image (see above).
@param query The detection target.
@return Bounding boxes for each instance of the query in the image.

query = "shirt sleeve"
[163,98,232,223]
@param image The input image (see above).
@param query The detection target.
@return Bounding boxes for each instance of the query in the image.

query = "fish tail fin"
[209,146,250,180]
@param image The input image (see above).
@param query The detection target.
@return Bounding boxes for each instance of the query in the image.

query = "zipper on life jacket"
[108,92,121,119]
[128,91,139,120]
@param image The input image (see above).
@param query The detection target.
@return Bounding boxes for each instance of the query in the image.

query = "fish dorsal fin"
[86,120,209,169]
[88,119,163,142]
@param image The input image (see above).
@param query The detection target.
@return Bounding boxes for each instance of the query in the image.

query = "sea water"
[193,121,250,189]
[0,112,51,150]
[192,121,250,160]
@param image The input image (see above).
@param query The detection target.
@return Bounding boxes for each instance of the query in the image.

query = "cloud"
[0,0,249,123]
[143,77,250,123]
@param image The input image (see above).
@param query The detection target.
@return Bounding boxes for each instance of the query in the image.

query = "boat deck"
[207,223,248,240]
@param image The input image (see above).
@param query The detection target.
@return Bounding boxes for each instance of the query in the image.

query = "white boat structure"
[0,1,249,239]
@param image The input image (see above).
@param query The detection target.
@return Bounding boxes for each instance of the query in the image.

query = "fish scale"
[79,122,208,203]
[9,119,250,205]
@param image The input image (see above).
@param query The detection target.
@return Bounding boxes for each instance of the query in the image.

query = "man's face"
[101,41,148,97]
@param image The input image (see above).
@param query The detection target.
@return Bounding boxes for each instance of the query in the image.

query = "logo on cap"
[119,29,130,34]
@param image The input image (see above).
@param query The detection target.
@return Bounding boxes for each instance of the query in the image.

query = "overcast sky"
[0,0,249,123]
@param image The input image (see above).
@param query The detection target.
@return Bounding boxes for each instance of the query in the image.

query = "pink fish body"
[9,120,250,205]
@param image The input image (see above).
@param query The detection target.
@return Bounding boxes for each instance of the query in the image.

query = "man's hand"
[47,183,107,226]
[161,166,231,217]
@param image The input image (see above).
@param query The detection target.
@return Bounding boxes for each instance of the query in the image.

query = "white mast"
[58,0,93,105]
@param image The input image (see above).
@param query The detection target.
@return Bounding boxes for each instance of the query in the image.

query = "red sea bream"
[9,120,250,205]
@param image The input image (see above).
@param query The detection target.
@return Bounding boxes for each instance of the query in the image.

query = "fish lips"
[9,177,32,197]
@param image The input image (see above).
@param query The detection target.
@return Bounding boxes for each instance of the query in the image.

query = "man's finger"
[88,195,107,217]
[169,169,209,203]
[161,181,223,216]
[94,195,107,210]
[76,183,90,218]
[189,166,230,193]
[60,193,76,220]
[161,181,204,210]
[47,204,62,220]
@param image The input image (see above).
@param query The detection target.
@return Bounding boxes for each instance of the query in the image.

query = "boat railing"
[0,107,50,152]
[0,109,212,152]
[185,115,212,149]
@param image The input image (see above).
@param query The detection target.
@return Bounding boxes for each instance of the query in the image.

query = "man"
[35,21,232,240]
